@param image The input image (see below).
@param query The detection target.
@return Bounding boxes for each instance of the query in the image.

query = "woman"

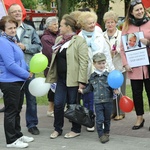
[45,14,89,139]
[39,18,46,30]
[120,0,150,130]
[41,16,59,117]
[77,11,115,131]
[0,16,33,148]
[103,10,126,121]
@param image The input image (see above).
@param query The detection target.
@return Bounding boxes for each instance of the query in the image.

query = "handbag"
[64,104,95,128]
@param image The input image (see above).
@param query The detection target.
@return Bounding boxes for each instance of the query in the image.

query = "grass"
[0,78,149,111]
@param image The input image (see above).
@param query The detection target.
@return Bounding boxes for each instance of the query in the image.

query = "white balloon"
[0,89,3,98]
[29,77,51,97]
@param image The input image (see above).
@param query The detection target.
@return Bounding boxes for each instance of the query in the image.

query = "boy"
[78,53,119,143]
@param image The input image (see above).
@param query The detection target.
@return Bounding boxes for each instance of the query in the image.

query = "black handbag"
[64,104,95,128]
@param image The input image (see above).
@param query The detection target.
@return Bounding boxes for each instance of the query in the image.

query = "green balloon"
[29,53,48,73]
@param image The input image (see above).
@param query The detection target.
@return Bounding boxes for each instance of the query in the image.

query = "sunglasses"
[130,0,142,6]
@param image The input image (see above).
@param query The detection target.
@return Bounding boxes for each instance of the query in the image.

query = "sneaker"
[19,136,34,143]
[6,139,28,148]
[86,127,95,132]
[28,127,40,135]
[100,135,109,143]
[47,111,54,117]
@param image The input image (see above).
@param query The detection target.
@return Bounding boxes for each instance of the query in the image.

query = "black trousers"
[0,81,24,144]
[131,79,150,116]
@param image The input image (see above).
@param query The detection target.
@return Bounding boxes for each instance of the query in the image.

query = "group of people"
[0,0,150,148]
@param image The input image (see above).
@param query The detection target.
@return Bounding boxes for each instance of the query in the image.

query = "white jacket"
[78,28,115,78]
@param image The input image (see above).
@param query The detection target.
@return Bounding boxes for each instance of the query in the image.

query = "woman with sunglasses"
[120,0,150,130]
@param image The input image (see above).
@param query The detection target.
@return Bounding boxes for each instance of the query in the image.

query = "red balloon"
[119,96,134,113]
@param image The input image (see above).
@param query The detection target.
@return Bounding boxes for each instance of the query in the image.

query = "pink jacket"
[120,21,150,80]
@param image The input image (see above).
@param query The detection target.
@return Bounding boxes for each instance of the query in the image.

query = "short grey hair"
[45,17,58,28]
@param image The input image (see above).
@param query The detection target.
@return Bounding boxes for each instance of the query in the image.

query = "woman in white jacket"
[78,11,114,131]
[103,10,126,120]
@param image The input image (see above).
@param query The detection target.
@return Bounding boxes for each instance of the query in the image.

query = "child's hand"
[113,89,120,95]
[78,88,83,93]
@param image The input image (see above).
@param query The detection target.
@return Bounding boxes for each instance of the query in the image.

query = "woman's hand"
[140,38,150,46]
[124,64,133,72]
[28,72,33,79]
[78,88,83,94]
[79,83,85,89]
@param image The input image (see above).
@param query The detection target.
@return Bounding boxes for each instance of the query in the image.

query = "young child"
[127,33,141,49]
[78,53,119,143]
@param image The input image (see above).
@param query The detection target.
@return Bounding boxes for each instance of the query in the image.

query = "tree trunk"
[56,0,69,21]
[124,0,130,16]
[97,0,109,30]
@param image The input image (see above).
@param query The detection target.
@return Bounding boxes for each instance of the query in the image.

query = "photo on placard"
[122,32,146,52]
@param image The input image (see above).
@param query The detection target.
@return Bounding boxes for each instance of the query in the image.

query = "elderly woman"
[121,0,150,130]
[41,17,59,117]
[78,11,114,131]
[103,10,126,121]
[46,14,89,139]
[0,16,33,148]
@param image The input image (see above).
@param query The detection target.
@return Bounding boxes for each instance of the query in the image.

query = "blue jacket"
[20,23,42,65]
[83,71,113,104]
[0,37,30,82]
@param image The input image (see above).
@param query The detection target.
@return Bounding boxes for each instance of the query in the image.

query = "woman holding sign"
[120,0,150,130]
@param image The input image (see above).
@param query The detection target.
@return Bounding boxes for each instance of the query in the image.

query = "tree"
[97,0,110,29]
[56,0,69,20]
[22,0,38,9]
[38,0,51,11]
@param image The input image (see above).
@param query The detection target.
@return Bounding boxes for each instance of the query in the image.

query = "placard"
[0,0,7,19]
[122,32,149,67]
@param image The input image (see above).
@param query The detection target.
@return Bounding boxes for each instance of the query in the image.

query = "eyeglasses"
[10,10,22,14]
[130,0,142,6]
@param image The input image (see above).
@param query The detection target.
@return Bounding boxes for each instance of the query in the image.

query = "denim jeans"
[24,75,38,129]
[0,81,24,144]
[82,84,94,112]
[54,78,81,134]
[95,102,113,137]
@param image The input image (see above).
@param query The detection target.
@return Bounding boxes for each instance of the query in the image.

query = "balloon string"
[20,80,27,91]
[120,91,124,97]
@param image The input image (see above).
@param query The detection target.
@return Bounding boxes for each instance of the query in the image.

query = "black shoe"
[0,106,5,113]
[132,119,145,130]
[28,127,40,135]
[100,135,109,143]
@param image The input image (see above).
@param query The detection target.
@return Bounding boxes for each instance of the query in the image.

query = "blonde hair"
[77,11,97,27]
[103,10,118,23]
[70,11,81,22]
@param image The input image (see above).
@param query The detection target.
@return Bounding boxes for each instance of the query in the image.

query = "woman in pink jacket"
[120,0,150,130]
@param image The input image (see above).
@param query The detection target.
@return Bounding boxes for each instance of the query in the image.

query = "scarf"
[94,69,106,76]
[82,29,99,52]
[129,14,150,26]
[0,32,17,43]
[52,33,76,52]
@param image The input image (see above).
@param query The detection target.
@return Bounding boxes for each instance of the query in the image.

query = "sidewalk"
[0,104,150,150]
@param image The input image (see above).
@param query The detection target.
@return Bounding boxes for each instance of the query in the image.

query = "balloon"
[0,89,3,98]
[29,53,48,73]
[119,96,134,113]
[29,77,51,97]
[107,70,124,88]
